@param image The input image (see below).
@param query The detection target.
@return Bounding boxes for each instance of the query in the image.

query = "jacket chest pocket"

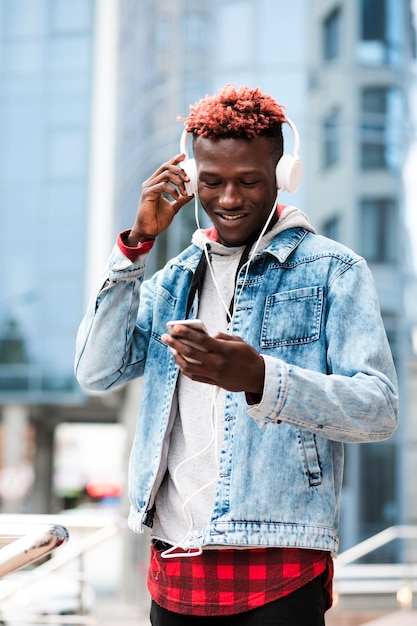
[260,285,324,348]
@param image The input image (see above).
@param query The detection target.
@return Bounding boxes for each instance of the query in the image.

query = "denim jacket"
[75,227,398,556]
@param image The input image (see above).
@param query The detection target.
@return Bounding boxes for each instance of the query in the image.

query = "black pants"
[150,574,326,626]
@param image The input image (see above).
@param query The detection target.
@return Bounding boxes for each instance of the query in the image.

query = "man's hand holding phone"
[162,320,265,396]
[165,319,209,364]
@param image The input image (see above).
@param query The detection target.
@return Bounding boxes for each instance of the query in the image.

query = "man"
[75,85,398,625]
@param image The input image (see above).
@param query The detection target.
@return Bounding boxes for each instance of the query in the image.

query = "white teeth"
[221,214,243,220]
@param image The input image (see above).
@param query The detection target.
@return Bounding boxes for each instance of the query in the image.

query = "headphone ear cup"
[180,157,198,196]
[275,154,303,193]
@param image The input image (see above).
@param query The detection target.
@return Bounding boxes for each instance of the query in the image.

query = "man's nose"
[219,183,242,208]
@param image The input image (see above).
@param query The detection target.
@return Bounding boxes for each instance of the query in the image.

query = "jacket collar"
[176,226,310,272]
[262,227,310,263]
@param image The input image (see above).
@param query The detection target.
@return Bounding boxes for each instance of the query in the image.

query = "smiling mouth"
[219,213,245,221]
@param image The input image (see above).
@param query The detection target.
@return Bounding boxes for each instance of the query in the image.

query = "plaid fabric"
[147,544,333,617]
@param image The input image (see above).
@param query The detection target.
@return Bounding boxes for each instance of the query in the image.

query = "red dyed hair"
[179,84,287,139]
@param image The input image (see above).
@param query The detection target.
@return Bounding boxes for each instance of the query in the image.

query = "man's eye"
[241,180,258,187]
[203,180,221,187]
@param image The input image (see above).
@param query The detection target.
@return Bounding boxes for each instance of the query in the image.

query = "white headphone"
[179,116,302,196]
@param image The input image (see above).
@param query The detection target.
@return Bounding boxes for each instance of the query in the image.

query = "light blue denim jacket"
[75,227,398,555]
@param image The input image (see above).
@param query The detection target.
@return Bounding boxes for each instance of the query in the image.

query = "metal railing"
[0,513,125,625]
[0,522,69,578]
[334,525,417,609]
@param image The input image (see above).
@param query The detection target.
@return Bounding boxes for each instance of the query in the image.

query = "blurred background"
[0,0,416,623]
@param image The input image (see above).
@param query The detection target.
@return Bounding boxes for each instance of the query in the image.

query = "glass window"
[2,0,47,37]
[323,110,340,167]
[360,86,403,170]
[44,183,86,267]
[51,0,93,32]
[47,95,90,125]
[358,0,405,66]
[217,1,253,66]
[1,76,44,98]
[361,0,386,42]
[48,36,92,73]
[323,7,341,61]
[2,41,44,74]
[0,0,93,401]
[46,129,87,179]
[322,215,341,242]
[359,443,398,559]
[155,14,171,49]
[0,101,44,182]
[382,314,398,361]
[183,12,209,52]
[48,75,91,97]
[360,197,399,263]
[0,317,30,365]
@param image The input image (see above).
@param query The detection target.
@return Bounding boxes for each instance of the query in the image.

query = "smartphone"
[166,319,208,363]
[166,319,208,335]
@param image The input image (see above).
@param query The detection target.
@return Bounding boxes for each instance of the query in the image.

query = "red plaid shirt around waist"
[147,543,334,617]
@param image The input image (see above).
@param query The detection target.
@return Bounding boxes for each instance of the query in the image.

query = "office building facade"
[306,0,417,553]
[0,0,94,400]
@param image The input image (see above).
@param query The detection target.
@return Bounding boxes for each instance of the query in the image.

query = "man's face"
[194,135,279,247]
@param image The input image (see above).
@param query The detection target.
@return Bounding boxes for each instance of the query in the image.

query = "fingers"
[134,154,193,239]
[143,154,193,201]
[213,332,244,342]
[161,329,214,377]
[161,331,209,363]
[161,330,263,393]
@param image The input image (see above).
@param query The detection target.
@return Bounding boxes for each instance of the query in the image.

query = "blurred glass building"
[0,0,94,399]
[306,0,417,555]
[0,0,119,514]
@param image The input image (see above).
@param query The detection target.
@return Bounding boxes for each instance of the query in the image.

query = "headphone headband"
[180,117,302,195]
[284,117,300,158]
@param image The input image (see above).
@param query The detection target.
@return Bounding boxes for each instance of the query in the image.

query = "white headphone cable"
[161,385,222,559]
[231,190,279,327]
[194,195,232,321]
[161,190,279,558]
